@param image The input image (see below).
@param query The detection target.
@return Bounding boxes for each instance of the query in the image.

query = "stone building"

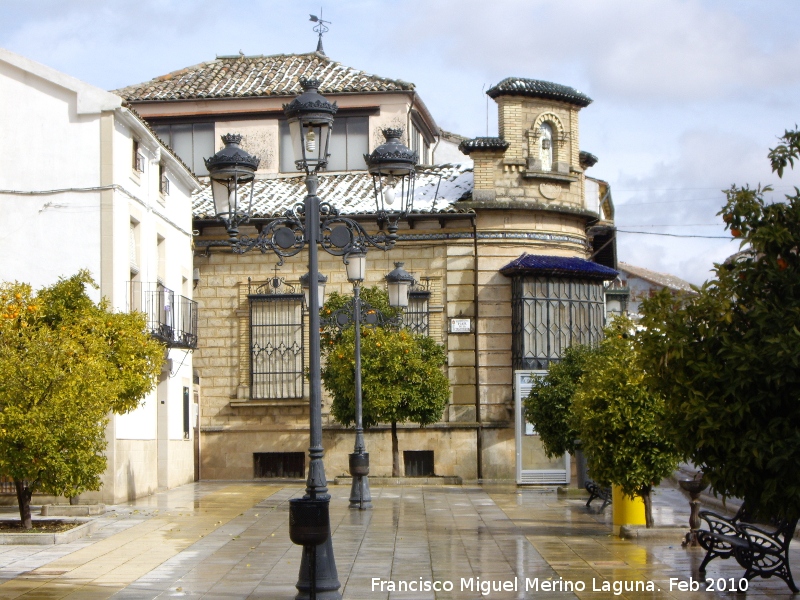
[116,51,618,484]
[0,48,200,502]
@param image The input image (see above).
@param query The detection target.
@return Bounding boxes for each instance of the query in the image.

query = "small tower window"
[539,123,553,172]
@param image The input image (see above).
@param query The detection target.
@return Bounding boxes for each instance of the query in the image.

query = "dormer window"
[539,123,553,172]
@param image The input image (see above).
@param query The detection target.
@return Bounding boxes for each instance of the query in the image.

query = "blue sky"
[3,0,799,284]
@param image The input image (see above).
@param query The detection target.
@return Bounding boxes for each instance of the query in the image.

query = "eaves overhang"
[500,253,618,280]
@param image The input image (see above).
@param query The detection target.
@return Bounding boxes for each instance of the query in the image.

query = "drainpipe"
[431,132,442,165]
[406,91,416,147]
[472,214,482,480]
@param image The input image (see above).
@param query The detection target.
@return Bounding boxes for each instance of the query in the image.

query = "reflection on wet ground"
[0,481,796,598]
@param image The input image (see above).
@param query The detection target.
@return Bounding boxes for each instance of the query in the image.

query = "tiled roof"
[486,77,592,107]
[618,262,695,293]
[500,253,618,280]
[192,164,473,219]
[458,137,509,155]
[115,52,415,102]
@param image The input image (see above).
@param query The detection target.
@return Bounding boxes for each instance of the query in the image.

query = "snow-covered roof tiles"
[618,262,694,293]
[115,52,415,102]
[192,164,473,219]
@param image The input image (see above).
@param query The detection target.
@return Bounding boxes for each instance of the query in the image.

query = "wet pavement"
[0,480,797,599]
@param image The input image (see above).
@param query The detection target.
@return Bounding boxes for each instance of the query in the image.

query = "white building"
[0,48,201,502]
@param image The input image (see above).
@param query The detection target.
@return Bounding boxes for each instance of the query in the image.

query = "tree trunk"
[14,479,33,530]
[391,421,400,477]
[642,486,653,528]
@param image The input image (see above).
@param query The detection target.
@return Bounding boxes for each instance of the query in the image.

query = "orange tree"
[320,288,449,476]
[573,316,679,527]
[523,344,591,459]
[0,272,162,528]
[638,128,800,521]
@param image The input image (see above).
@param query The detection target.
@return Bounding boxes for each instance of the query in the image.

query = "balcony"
[128,281,198,349]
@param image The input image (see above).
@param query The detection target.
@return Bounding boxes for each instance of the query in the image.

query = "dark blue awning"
[499,253,618,281]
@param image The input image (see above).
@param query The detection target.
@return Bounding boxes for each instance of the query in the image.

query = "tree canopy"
[638,128,800,521]
[320,287,449,476]
[0,272,163,527]
[523,344,591,459]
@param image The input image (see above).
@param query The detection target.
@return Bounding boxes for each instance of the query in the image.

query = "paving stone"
[0,481,794,598]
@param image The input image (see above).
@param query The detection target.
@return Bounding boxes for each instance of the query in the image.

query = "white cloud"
[2,0,799,284]
[398,0,800,105]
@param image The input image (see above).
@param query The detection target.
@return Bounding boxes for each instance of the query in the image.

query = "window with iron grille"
[403,451,435,477]
[402,290,430,335]
[159,163,169,195]
[249,292,304,399]
[511,276,605,370]
[254,452,305,478]
[132,140,144,173]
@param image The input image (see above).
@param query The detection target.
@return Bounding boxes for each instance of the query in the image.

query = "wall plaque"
[450,318,471,333]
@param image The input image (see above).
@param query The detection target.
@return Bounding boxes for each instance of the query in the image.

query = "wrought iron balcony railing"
[127,281,198,349]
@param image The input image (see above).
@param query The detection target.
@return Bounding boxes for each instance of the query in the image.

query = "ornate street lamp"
[365,128,417,236]
[205,78,417,600]
[385,262,416,308]
[300,271,328,310]
[344,251,369,510]
[205,134,260,241]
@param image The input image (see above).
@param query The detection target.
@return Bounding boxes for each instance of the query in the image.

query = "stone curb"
[41,504,106,517]
[0,518,99,545]
[619,525,686,540]
[333,476,463,485]
[556,486,590,498]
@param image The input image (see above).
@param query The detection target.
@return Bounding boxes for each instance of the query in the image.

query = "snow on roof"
[192,164,473,219]
[618,262,694,292]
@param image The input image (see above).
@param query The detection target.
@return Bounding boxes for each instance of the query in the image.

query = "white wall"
[584,178,600,214]
[0,58,104,296]
[433,138,472,166]
[1,48,199,494]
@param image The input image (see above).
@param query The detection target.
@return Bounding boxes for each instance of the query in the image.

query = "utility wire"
[617,229,733,239]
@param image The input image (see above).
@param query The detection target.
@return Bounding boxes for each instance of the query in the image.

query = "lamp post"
[319,253,408,510]
[205,78,416,600]
[343,252,370,508]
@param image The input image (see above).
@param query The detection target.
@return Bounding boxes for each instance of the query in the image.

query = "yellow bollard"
[612,485,645,535]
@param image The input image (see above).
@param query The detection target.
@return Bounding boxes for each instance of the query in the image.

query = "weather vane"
[309,10,330,55]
